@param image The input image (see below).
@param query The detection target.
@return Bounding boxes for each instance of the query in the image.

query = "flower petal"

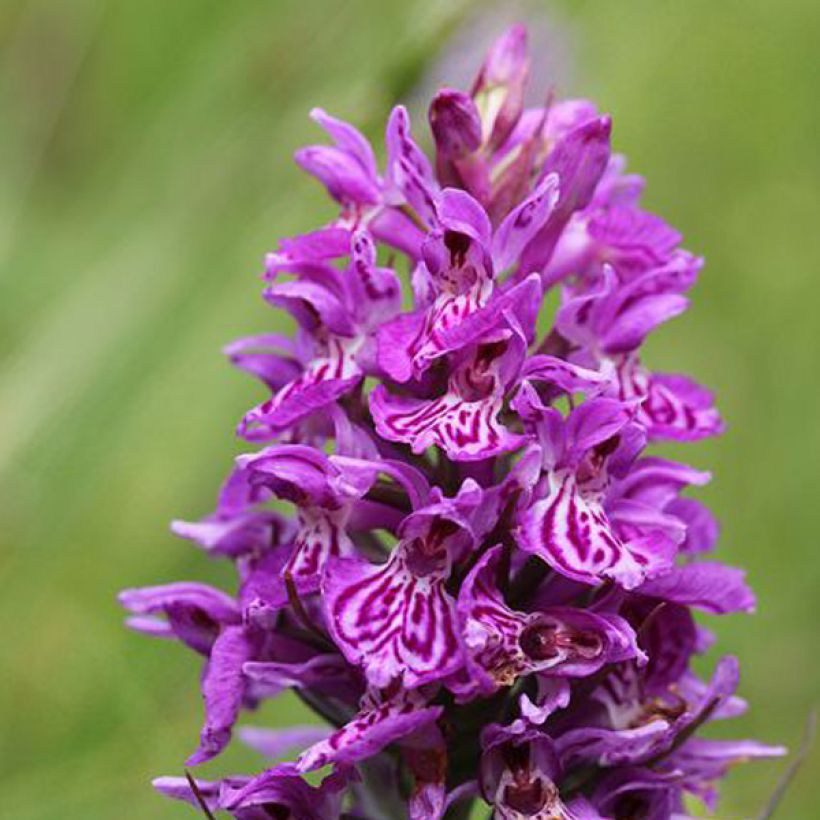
[518,471,672,589]
[323,529,462,688]
[385,105,438,223]
[188,625,256,765]
[297,691,442,772]
[371,383,525,462]
[638,562,756,614]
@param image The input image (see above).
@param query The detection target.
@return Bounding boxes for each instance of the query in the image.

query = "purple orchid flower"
[124,25,783,820]
[457,545,642,697]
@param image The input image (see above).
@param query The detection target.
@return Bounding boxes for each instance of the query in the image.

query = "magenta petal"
[238,725,333,759]
[492,173,559,272]
[638,562,756,614]
[243,654,359,702]
[323,548,461,688]
[188,625,255,766]
[238,365,361,442]
[153,776,228,813]
[668,497,720,554]
[376,309,426,383]
[294,144,380,205]
[642,371,725,441]
[429,88,482,158]
[521,354,609,396]
[297,691,442,772]
[224,333,303,390]
[371,382,525,462]
[385,105,439,223]
[119,582,240,655]
[518,471,669,590]
[310,107,378,182]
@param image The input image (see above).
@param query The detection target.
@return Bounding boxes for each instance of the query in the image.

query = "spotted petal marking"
[407,284,493,370]
[378,273,540,384]
[459,548,528,693]
[323,543,461,689]
[286,508,357,595]
[518,470,669,589]
[614,356,724,442]
[297,689,441,772]
[371,383,523,462]
[238,336,363,441]
[587,204,682,276]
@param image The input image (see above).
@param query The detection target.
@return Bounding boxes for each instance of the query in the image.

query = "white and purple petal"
[297,689,442,772]
[371,382,524,463]
[518,470,672,590]
[323,517,464,688]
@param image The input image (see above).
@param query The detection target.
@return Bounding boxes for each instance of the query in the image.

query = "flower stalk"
[123,25,784,819]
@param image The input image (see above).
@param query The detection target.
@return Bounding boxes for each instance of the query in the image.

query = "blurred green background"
[1,0,818,817]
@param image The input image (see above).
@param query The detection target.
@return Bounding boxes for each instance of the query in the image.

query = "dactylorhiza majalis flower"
[121,26,785,820]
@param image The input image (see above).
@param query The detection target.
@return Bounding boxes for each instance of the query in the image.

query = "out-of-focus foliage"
[0,0,817,817]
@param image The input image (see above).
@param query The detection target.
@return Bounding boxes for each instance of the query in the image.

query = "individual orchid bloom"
[294,107,435,259]
[158,769,346,820]
[323,485,482,688]
[458,545,642,696]
[237,443,426,598]
[377,179,556,383]
[171,461,292,558]
[515,395,676,589]
[480,725,584,820]
[237,445,362,595]
[129,25,780,820]
[236,228,400,442]
[589,767,687,820]
[556,656,747,771]
[555,255,698,357]
[297,685,442,773]
[295,108,382,207]
[610,353,725,442]
[372,322,530,462]
[118,582,240,655]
